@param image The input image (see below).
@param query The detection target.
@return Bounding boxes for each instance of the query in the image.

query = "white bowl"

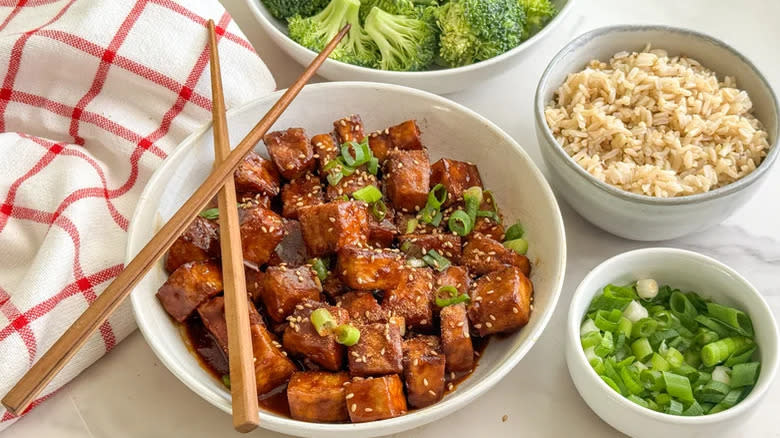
[565,248,779,438]
[535,26,780,241]
[245,0,575,94]
[127,82,567,437]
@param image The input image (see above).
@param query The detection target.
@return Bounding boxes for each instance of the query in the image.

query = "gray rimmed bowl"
[534,25,780,241]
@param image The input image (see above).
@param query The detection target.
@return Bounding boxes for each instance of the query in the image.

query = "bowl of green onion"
[566,248,778,438]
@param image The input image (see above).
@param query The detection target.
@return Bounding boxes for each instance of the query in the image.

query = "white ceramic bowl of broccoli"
[245,0,575,94]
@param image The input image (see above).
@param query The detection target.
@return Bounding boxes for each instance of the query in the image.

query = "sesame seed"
[428,390,437,396]
[485,322,493,328]
[512,307,519,314]
[346,393,354,399]
[351,404,357,412]
[489,314,496,321]
[448,383,454,391]
[364,408,373,413]
[423,378,429,387]
[502,415,508,422]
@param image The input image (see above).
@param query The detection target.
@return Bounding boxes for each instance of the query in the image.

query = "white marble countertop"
[5,0,779,437]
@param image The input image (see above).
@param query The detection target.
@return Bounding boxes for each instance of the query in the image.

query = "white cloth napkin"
[0,0,275,429]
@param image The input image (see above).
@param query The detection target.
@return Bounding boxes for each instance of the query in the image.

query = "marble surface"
[5,0,779,437]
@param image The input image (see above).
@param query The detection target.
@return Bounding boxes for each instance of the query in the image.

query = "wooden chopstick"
[206,20,259,433]
[1,24,351,417]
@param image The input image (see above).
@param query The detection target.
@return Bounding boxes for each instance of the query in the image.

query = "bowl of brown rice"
[534,25,779,241]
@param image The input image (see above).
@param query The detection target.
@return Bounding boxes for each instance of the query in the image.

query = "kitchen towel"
[0,0,275,430]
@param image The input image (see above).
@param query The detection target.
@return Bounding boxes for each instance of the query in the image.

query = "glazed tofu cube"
[311,133,340,173]
[239,205,286,266]
[440,303,474,372]
[261,265,322,322]
[382,267,435,330]
[283,300,349,371]
[367,131,392,163]
[368,216,398,249]
[473,216,505,241]
[395,212,438,235]
[326,169,379,201]
[468,266,533,336]
[348,322,403,377]
[346,375,407,422]
[321,275,348,299]
[164,216,220,273]
[281,173,324,219]
[264,128,316,180]
[268,220,309,267]
[402,336,446,408]
[298,201,369,257]
[384,150,431,213]
[157,260,223,322]
[398,233,461,262]
[196,296,230,352]
[287,371,350,423]
[336,246,404,291]
[237,192,273,210]
[234,151,281,196]
[337,291,386,323]
[461,233,531,277]
[435,266,470,294]
[333,114,365,144]
[430,158,483,206]
[388,120,423,151]
[251,318,298,395]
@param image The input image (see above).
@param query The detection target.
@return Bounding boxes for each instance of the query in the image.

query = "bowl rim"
[243,0,577,78]
[127,81,568,435]
[567,247,780,424]
[534,24,780,206]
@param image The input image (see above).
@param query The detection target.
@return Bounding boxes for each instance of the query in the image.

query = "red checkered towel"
[0,0,275,429]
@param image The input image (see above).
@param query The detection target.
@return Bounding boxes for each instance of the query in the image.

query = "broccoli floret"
[436,0,526,68]
[518,0,557,37]
[359,0,439,21]
[288,0,379,68]
[261,0,329,20]
[364,7,438,71]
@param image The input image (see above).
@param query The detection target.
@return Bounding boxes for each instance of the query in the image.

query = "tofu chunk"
[473,216,505,241]
[157,260,222,322]
[283,300,349,371]
[261,265,322,322]
[287,371,350,423]
[264,128,316,180]
[468,266,533,336]
[234,151,281,196]
[244,268,264,304]
[311,132,340,173]
[197,296,265,354]
[281,173,324,219]
[268,220,309,267]
[337,291,386,323]
[239,205,286,266]
[321,275,348,299]
[251,317,298,395]
[435,266,470,294]
[402,336,446,408]
[333,114,365,144]
[336,246,404,291]
[165,216,220,273]
[382,267,435,330]
[384,150,431,213]
[345,375,407,423]
[430,158,483,206]
[368,216,398,249]
[461,233,531,277]
[326,169,379,201]
[398,233,461,262]
[367,131,392,163]
[440,303,474,372]
[388,120,423,151]
[348,322,403,377]
[298,201,369,257]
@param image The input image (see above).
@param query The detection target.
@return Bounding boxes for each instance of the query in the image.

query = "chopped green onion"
[601,376,622,394]
[326,171,343,186]
[631,337,653,361]
[663,371,694,402]
[594,331,614,357]
[405,217,418,234]
[371,200,387,221]
[695,314,732,338]
[581,318,599,335]
[504,221,524,241]
[682,400,704,416]
[309,258,329,281]
[503,238,528,255]
[651,352,671,371]
[695,380,730,403]
[429,210,443,227]
[435,285,470,307]
[341,165,356,176]
[581,331,603,349]
[664,347,684,369]
[695,328,720,346]
[702,337,753,367]
[594,311,619,333]
[632,318,658,339]
[221,374,231,389]
[476,210,500,222]
[621,366,644,395]
[367,156,379,175]
[730,362,760,388]
[448,210,473,237]
[341,142,365,167]
[422,249,451,272]
[725,345,756,367]
[640,369,665,391]
[428,184,447,209]
[334,324,360,346]
[310,308,336,336]
[627,394,650,409]
[706,302,754,338]
[665,399,684,415]
[352,185,382,203]
[617,317,633,339]
[322,159,341,172]
[406,258,426,268]
[199,208,219,220]
[482,190,500,223]
[708,389,743,414]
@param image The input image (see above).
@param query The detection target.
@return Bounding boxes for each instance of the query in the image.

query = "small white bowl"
[566,248,779,438]
[127,82,567,437]
[244,0,575,94]
[535,26,780,241]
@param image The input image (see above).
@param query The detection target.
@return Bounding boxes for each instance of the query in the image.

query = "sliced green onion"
[695,315,732,338]
[664,347,684,369]
[601,376,621,394]
[503,238,528,255]
[621,366,644,395]
[322,159,341,172]
[631,337,653,361]
[632,318,658,339]
[309,258,329,281]
[708,389,743,414]
[428,184,448,209]
[341,142,364,167]
[476,210,500,222]
[651,352,671,371]
[199,208,219,220]
[448,210,473,237]
[429,210,443,227]
[670,291,699,329]
[706,302,754,338]
[663,371,694,402]
[352,185,382,203]
[221,374,231,389]
[695,328,720,346]
[341,165,356,176]
[405,217,418,234]
[730,362,760,388]
[594,331,614,357]
[701,337,753,367]
[504,221,524,241]
[695,380,730,404]
[655,392,672,407]
[603,358,627,395]
[371,200,387,221]
[327,171,343,186]
[367,156,379,175]
[725,345,756,367]
[682,401,704,416]
[435,285,470,307]
[334,324,360,346]
[665,399,684,415]
[581,331,603,349]
[581,318,599,335]
[640,369,665,391]
[482,190,500,223]
[594,311,619,333]
[422,249,451,272]
[617,317,633,339]
[310,308,336,336]
[406,257,426,268]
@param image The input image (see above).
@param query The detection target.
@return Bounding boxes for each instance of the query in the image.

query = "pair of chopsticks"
[1,21,351,433]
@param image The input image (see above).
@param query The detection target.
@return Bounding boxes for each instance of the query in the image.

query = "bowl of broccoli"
[245,0,575,94]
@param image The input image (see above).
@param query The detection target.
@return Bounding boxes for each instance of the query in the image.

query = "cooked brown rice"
[544,46,771,197]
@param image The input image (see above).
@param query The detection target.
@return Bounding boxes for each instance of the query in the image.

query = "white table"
[6,0,779,436]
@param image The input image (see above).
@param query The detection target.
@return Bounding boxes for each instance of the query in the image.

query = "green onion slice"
[199,208,219,220]
[326,171,343,186]
[309,258,329,281]
[371,200,387,221]
[352,185,382,203]
[428,184,447,209]
[406,257,426,268]
[221,374,231,389]
[334,324,360,346]
[448,210,473,237]
[435,285,470,307]
[367,156,379,175]
[341,142,364,167]
[504,221,525,241]
[706,302,754,338]
[422,249,451,272]
[730,362,760,388]
[310,308,336,336]
[503,238,528,255]
[405,217,418,234]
